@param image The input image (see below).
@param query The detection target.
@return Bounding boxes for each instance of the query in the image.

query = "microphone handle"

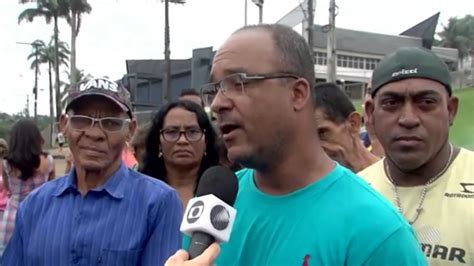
[188,231,216,259]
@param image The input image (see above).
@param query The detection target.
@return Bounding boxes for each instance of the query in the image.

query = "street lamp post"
[162,0,185,104]
[244,0,248,26]
[252,0,264,24]
[307,0,315,59]
[326,0,337,83]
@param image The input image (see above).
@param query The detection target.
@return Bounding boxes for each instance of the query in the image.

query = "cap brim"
[66,93,130,115]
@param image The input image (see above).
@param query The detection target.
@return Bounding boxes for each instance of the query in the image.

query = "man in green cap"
[359,47,474,266]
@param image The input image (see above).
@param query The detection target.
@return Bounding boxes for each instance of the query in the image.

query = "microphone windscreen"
[195,166,238,206]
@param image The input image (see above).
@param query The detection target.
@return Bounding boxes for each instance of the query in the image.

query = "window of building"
[317,53,380,70]
[315,52,327,66]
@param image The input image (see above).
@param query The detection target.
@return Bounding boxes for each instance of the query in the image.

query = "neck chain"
[384,143,453,225]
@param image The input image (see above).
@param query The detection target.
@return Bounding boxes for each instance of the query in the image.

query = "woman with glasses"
[0,119,54,255]
[141,100,220,209]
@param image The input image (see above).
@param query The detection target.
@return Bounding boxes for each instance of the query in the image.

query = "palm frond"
[71,0,92,35]
[18,7,53,24]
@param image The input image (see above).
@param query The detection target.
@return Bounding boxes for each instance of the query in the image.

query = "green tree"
[60,68,92,113]
[67,0,92,86]
[26,39,46,121]
[43,39,70,121]
[18,0,69,123]
[27,38,69,147]
[438,15,474,69]
[27,39,69,125]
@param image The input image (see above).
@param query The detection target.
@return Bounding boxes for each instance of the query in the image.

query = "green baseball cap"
[371,47,451,97]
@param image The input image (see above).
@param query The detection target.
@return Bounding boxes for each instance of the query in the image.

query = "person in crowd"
[57,131,66,153]
[121,141,139,170]
[130,123,150,169]
[0,139,9,220]
[179,88,204,107]
[313,82,379,172]
[359,47,474,265]
[361,80,385,157]
[0,119,54,256]
[141,100,220,209]
[2,77,182,265]
[182,24,426,265]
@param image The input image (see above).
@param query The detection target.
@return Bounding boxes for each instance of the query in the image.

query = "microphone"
[180,166,239,259]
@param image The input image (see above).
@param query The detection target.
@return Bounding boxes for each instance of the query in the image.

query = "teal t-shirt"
[185,164,427,265]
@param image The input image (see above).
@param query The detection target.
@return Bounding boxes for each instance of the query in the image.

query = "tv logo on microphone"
[187,201,205,223]
[186,200,232,231]
[181,194,237,242]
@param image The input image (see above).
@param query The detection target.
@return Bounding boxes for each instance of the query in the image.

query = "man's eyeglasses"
[68,115,131,132]
[200,72,299,106]
[160,127,205,142]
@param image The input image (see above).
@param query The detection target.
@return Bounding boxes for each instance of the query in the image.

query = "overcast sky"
[1,0,472,115]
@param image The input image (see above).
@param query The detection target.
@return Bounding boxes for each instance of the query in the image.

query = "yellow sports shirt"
[359,148,474,265]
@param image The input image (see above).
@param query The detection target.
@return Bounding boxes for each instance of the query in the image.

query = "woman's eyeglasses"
[160,127,205,142]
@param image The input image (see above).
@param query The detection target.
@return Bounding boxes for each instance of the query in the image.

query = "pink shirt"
[0,179,7,211]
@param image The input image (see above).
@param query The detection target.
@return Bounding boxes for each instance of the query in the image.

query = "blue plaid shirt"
[2,163,182,266]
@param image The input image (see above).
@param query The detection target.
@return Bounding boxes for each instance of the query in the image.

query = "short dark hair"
[235,24,315,91]
[179,88,203,107]
[179,88,200,97]
[140,100,220,189]
[314,83,356,124]
[6,119,44,180]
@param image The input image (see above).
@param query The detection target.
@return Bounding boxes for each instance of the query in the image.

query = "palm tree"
[27,38,69,134]
[26,39,46,121]
[438,15,474,69]
[18,0,69,122]
[60,68,92,112]
[43,39,70,121]
[67,0,92,86]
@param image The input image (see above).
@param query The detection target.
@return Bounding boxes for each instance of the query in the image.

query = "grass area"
[450,88,474,150]
[353,88,474,150]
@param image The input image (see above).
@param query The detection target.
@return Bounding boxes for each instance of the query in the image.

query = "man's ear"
[447,96,459,127]
[291,78,312,112]
[127,119,137,141]
[364,97,375,127]
[59,114,68,133]
[347,111,362,135]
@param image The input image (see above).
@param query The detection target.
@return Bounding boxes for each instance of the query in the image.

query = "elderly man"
[360,47,474,265]
[314,82,379,172]
[174,24,426,266]
[3,77,183,265]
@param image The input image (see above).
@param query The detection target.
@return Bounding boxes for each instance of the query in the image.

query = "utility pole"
[326,0,337,83]
[26,95,30,118]
[162,0,185,104]
[252,0,263,24]
[17,41,40,122]
[33,47,39,122]
[163,0,171,104]
[244,0,248,26]
[307,0,315,59]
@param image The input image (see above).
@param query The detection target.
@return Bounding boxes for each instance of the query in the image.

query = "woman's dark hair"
[6,119,44,180]
[141,100,220,188]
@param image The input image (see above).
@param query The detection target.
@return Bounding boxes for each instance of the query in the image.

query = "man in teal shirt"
[169,24,426,266]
